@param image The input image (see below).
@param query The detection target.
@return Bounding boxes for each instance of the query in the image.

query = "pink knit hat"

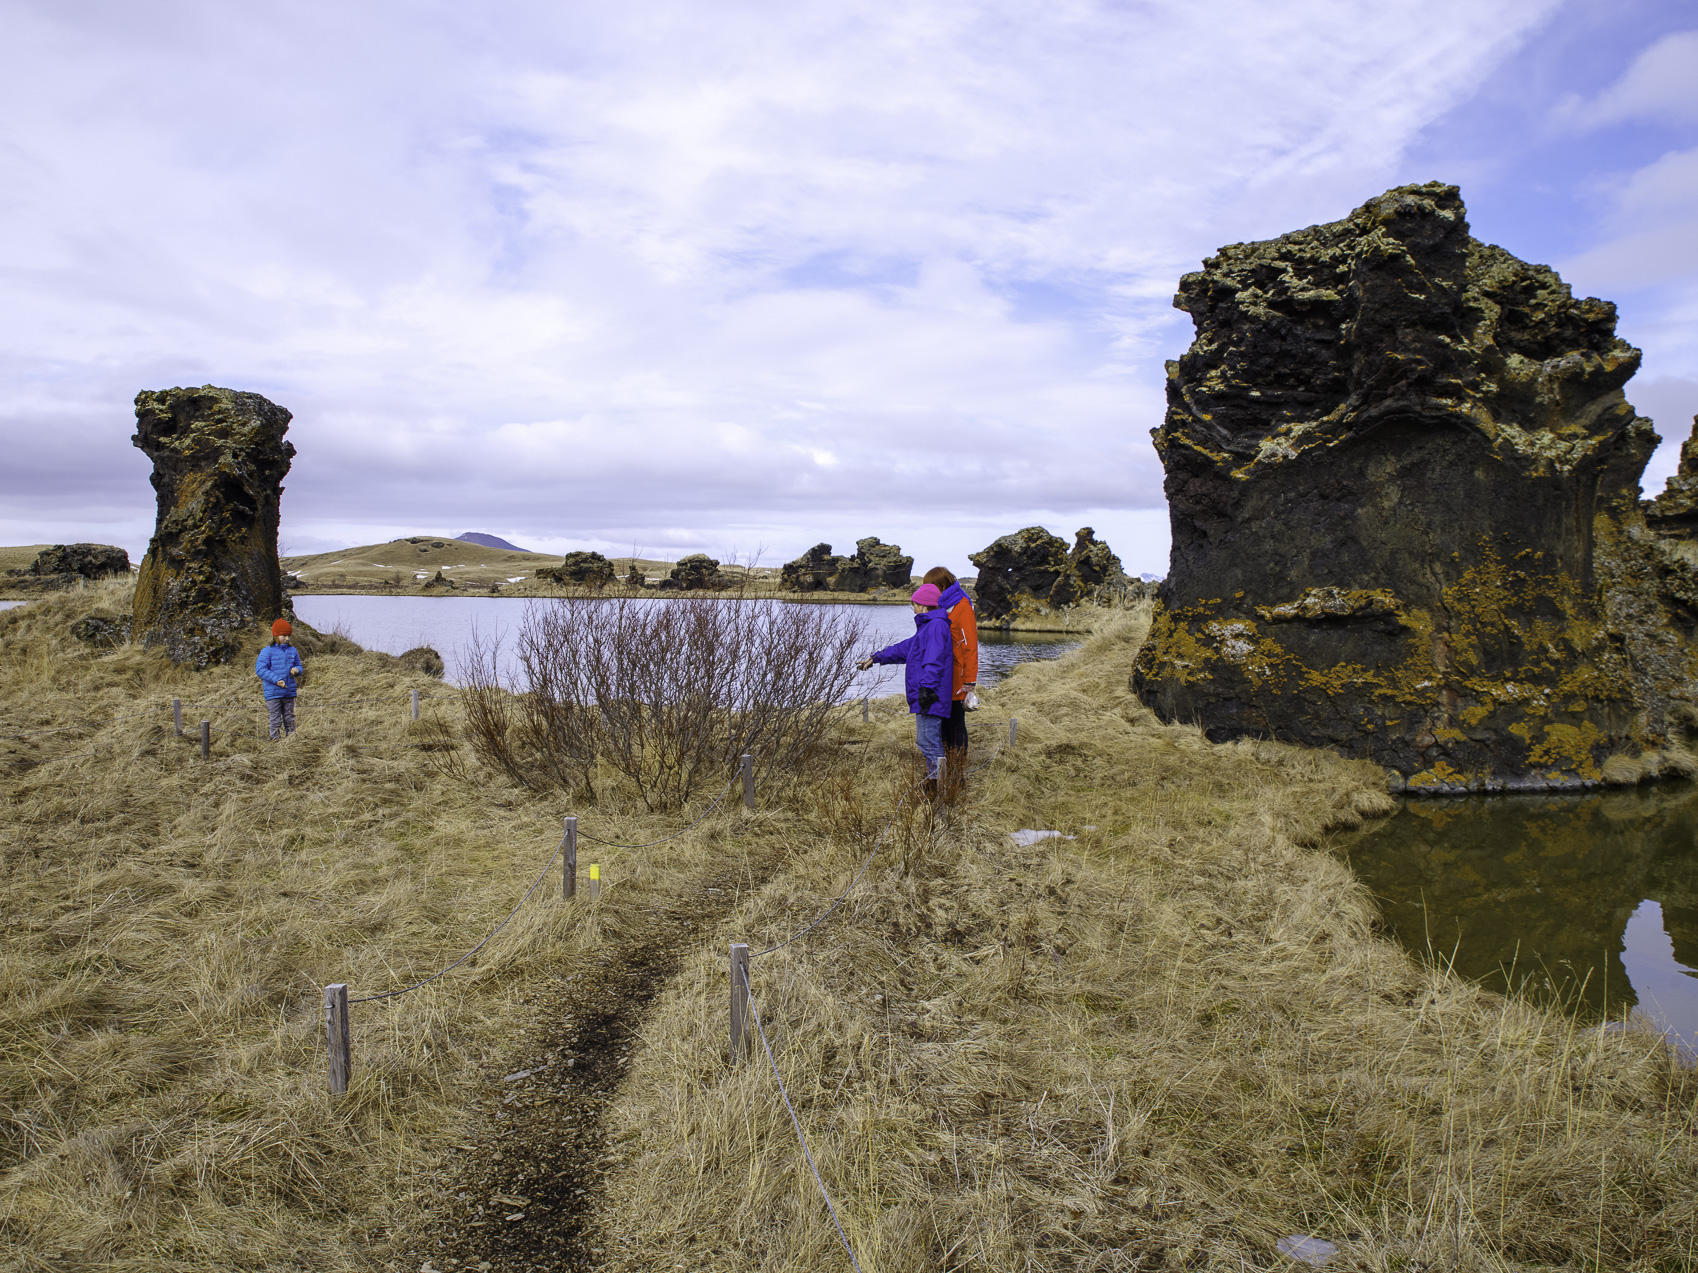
[910,584,942,606]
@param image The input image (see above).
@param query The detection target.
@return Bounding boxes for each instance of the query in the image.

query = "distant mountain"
[458,532,531,553]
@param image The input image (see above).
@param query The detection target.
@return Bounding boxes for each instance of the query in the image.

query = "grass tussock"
[604,609,1698,1272]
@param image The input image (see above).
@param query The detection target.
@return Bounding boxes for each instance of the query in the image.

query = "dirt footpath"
[406,855,780,1273]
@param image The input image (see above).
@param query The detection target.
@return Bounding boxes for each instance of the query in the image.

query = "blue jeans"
[915,712,945,779]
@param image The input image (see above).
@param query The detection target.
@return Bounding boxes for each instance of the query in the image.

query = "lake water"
[291,594,1079,695]
[1338,786,1698,1051]
[0,601,25,612]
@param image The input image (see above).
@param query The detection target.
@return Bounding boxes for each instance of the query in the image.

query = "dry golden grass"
[0,545,55,575]
[7,586,1696,1272]
[281,535,560,589]
[0,580,815,1271]
[603,610,1698,1272]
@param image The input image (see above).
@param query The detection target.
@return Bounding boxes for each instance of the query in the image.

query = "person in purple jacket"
[859,583,955,793]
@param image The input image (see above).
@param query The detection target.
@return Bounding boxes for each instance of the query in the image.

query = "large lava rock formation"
[535,551,617,589]
[1131,182,1698,792]
[780,538,915,593]
[970,527,1129,622]
[131,386,295,667]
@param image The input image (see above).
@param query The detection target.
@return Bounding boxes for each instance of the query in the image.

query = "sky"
[2,0,1695,579]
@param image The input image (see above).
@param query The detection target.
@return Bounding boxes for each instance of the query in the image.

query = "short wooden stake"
[861,696,869,723]
[325,983,350,1094]
[562,816,578,901]
[200,720,210,760]
[740,753,755,810]
[729,942,750,1065]
[410,689,420,722]
[172,698,182,735]
[589,863,601,901]
[1009,717,1018,747]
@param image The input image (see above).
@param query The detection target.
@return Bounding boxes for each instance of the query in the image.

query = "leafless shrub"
[460,597,869,808]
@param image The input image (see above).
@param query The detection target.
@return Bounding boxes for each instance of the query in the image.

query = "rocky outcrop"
[1645,417,1698,541]
[535,551,616,589]
[780,538,915,592]
[3,544,132,593]
[625,561,648,589]
[969,527,1129,621]
[660,554,731,591]
[131,386,295,668]
[70,612,131,648]
[1131,182,1698,792]
[31,544,130,578]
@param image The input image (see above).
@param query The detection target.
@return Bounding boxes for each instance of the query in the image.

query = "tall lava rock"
[131,386,296,667]
[1132,182,1698,792]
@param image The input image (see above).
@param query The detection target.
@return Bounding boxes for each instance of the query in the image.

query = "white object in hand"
[964,690,980,711]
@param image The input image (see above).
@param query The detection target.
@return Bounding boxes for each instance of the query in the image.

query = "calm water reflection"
[1338,787,1698,1047]
[291,594,1078,691]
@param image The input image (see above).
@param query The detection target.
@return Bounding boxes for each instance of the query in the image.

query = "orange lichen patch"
[1523,721,1606,780]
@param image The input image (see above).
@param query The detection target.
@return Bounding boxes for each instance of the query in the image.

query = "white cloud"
[0,0,1562,566]
[1566,28,1698,127]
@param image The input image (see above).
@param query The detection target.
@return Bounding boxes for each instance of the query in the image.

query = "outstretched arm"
[865,636,913,668]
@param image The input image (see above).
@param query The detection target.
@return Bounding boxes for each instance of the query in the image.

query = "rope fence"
[725,713,1018,1269]
[2,689,454,756]
[318,751,766,1092]
[738,958,866,1273]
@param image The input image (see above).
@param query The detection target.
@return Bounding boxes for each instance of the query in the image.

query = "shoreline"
[277,585,1119,632]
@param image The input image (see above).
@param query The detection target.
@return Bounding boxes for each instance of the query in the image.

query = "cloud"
[0,0,1561,566]
[1564,28,1698,127]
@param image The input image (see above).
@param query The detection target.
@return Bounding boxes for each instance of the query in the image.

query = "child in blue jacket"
[859,584,954,790]
[256,619,304,739]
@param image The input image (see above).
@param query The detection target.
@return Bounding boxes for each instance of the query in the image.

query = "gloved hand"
[917,687,938,710]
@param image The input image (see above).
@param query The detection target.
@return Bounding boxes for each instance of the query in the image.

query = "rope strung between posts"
[0,704,169,740]
[739,961,865,1273]
[348,839,564,1004]
[752,766,929,959]
[752,719,1012,958]
[574,773,740,848]
[179,693,440,710]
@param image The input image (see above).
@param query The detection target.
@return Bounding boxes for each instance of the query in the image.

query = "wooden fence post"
[411,689,420,722]
[589,863,601,901]
[862,696,869,723]
[325,983,350,1094]
[740,753,755,810]
[173,698,182,735]
[200,720,210,760]
[562,816,577,901]
[1009,717,1018,747]
[729,942,750,1065]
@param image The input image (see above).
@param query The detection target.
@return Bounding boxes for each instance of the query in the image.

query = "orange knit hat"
[271,618,293,637]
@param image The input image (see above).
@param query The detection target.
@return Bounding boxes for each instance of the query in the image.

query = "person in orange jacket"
[922,566,978,760]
